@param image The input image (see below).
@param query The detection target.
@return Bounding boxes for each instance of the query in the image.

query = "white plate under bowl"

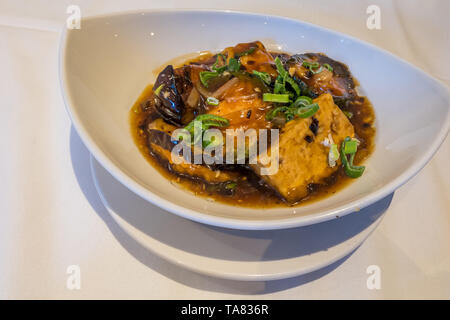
[91,156,391,281]
[61,9,449,230]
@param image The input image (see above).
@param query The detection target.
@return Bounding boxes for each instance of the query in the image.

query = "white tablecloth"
[0,0,449,299]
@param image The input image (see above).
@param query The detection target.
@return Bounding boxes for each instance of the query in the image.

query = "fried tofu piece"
[251,93,355,203]
[207,77,271,131]
[223,41,277,78]
[146,119,238,183]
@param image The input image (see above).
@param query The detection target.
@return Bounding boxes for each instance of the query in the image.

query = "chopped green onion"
[227,58,241,72]
[311,66,323,74]
[273,76,286,94]
[266,103,318,121]
[296,103,319,118]
[252,70,271,85]
[340,137,365,178]
[184,114,229,136]
[285,112,295,122]
[343,159,365,178]
[212,54,227,73]
[236,47,256,57]
[183,114,229,146]
[225,181,237,190]
[274,57,288,78]
[274,57,301,95]
[265,106,290,120]
[214,66,228,74]
[302,61,323,74]
[323,63,333,72]
[302,61,319,69]
[203,134,223,148]
[328,143,340,167]
[343,140,358,154]
[290,96,313,108]
[266,96,318,121]
[154,84,164,96]
[199,71,219,88]
[176,130,191,142]
[196,114,229,128]
[285,76,301,96]
[263,93,290,103]
[206,97,220,106]
[343,111,353,119]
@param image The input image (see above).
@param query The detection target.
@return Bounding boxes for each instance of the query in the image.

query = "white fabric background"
[0,0,448,299]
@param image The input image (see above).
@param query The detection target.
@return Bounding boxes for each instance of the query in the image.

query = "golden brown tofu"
[207,77,271,131]
[146,119,238,183]
[222,41,277,78]
[251,93,355,203]
[149,143,238,183]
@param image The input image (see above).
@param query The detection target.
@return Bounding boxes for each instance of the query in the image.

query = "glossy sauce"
[130,53,376,208]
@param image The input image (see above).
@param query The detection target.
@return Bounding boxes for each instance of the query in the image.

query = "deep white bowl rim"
[59,8,450,230]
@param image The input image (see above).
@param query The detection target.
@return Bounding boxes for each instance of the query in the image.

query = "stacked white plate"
[60,10,449,281]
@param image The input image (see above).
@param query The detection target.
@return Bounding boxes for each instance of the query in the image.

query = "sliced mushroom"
[285,53,357,107]
[153,65,185,125]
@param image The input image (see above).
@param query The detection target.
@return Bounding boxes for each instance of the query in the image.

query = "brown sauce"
[130,52,376,208]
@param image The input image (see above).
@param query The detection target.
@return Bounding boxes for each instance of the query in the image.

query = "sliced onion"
[224,94,258,102]
[186,87,200,108]
[194,81,214,98]
[212,77,239,99]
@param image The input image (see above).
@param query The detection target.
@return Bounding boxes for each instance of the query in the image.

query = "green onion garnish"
[184,114,229,133]
[290,96,313,108]
[273,76,286,94]
[236,47,256,57]
[323,63,333,72]
[311,66,323,74]
[343,140,358,154]
[212,54,227,73]
[274,57,301,95]
[343,111,353,119]
[296,103,319,118]
[302,61,319,69]
[206,97,219,106]
[203,134,223,148]
[252,70,271,85]
[302,61,323,74]
[176,130,191,142]
[274,57,288,78]
[328,143,340,167]
[265,106,289,120]
[284,76,301,96]
[266,103,319,121]
[227,58,241,72]
[154,84,164,96]
[340,137,365,178]
[183,114,229,145]
[343,156,365,178]
[196,114,229,128]
[263,93,290,103]
[225,181,237,190]
[199,71,219,88]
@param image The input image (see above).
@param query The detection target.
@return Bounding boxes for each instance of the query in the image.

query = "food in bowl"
[130,41,375,207]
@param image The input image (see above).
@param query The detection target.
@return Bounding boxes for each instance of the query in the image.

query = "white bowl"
[60,9,449,230]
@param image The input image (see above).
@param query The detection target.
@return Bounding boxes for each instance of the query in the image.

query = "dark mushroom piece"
[145,120,241,196]
[153,65,185,126]
[285,53,357,107]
